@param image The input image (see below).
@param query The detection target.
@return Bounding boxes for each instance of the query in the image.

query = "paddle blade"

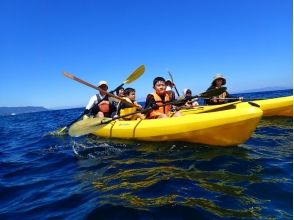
[69,118,111,137]
[56,126,67,134]
[199,87,227,98]
[123,65,145,84]
[49,126,68,136]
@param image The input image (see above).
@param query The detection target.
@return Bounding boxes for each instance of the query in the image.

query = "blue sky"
[0,0,292,108]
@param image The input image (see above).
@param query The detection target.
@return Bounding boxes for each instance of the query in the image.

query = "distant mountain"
[0,106,48,116]
[50,105,84,110]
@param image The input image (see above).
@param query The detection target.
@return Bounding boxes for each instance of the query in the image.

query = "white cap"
[212,73,226,85]
[166,86,172,91]
[214,73,225,80]
[98,80,107,87]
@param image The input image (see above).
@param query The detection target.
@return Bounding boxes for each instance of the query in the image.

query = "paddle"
[56,66,144,134]
[110,65,145,93]
[169,87,228,106]
[167,70,180,96]
[202,97,263,101]
[69,107,152,137]
[200,97,261,107]
[55,112,86,134]
[63,72,139,107]
[179,101,241,113]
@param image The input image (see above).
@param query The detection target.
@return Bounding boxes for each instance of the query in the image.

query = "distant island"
[0,106,48,116]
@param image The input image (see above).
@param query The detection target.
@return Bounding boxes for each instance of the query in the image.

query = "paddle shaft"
[63,72,138,107]
[145,87,227,110]
[201,97,262,101]
[169,87,227,105]
[56,111,86,133]
[168,71,180,96]
[110,83,125,94]
[102,107,152,124]
[67,112,85,127]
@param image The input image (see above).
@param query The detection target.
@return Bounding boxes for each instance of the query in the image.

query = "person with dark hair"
[110,86,125,117]
[114,87,144,120]
[182,89,199,107]
[145,77,181,119]
[115,86,125,97]
[205,73,243,105]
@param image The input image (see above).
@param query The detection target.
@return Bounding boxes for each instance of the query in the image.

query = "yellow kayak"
[180,96,293,117]
[254,96,293,117]
[92,102,262,146]
[179,101,242,115]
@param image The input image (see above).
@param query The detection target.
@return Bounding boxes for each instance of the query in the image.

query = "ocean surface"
[0,90,292,219]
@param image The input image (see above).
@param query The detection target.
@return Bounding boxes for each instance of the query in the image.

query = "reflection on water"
[72,126,292,219]
[92,164,264,218]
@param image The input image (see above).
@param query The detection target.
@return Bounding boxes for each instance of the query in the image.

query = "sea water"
[0,90,292,219]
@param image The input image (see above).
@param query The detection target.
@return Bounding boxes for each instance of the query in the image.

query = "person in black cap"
[205,73,242,105]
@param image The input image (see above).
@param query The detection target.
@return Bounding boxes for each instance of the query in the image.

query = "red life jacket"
[96,94,110,113]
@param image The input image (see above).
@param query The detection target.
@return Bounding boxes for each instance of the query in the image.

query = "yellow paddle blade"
[49,126,68,136]
[68,118,112,137]
[57,126,67,133]
[123,65,145,84]
[53,126,67,135]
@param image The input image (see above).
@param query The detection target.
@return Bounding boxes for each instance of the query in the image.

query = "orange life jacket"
[149,92,170,118]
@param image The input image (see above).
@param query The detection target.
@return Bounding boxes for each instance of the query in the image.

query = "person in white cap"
[83,80,112,118]
[205,73,242,105]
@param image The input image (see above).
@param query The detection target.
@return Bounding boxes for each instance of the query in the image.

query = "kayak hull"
[92,102,262,146]
[180,96,293,117]
[254,96,293,117]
